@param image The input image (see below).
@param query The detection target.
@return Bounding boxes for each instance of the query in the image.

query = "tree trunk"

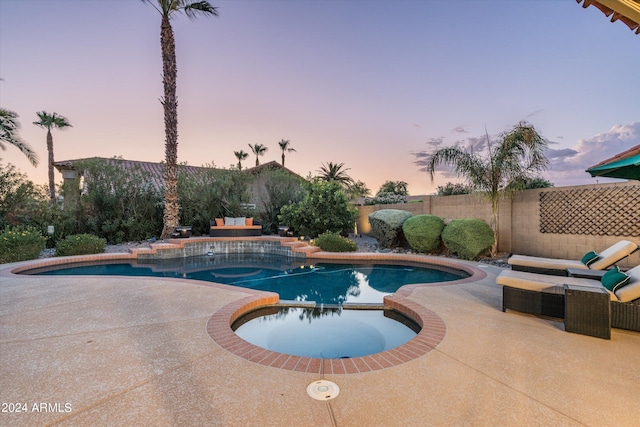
[490,197,499,257]
[160,17,180,239]
[47,129,55,205]
[281,153,285,167]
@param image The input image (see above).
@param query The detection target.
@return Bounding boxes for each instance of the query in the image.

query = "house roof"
[53,157,304,191]
[244,160,304,179]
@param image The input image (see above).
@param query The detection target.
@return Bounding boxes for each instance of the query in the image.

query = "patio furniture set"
[497,240,640,339]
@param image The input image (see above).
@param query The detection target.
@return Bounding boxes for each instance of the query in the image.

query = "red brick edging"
[205,249,487,374]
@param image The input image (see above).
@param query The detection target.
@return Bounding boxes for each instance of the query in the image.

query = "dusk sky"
[1,0,639,196]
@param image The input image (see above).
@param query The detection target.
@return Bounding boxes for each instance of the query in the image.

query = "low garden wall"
[357,181,640,268]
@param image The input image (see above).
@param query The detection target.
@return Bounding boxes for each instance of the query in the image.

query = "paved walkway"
[1,250,639,426]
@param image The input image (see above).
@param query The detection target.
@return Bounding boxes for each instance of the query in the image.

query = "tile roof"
[53,157,304,192]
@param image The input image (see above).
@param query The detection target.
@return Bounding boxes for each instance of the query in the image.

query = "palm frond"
[184,1,218,19]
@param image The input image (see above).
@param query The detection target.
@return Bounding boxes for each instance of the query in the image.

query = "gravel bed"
[39,234,511,268]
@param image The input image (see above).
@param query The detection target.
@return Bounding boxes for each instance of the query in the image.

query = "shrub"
[436,182,472,196]
[314,232,357,252]
[279,180,357,238]
[402,214,445,253]
[56,234,106,257]
[441,218,495,260]
[364,192,407,205]
[368,209,412,248]
[257,168,305,234]
[0,226,46,263]
[0,162,49,230]
[77,158,163,243]
[179,165,253,236]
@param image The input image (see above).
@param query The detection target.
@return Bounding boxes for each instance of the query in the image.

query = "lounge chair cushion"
[215,218,224,226]
[590,240,638,270]
[496,270,617,301]
[224,216,234,226]
[601,267,630,293]
[508,255,588,271]
[615,265,640,303]
[581,251,600,267]
[508,240,638,272]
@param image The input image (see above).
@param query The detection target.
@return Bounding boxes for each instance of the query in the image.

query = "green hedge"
[368,209,412,248]
[441,218,494,260]
[314,232,357,252]
[56,234,107,257]
[0,226,47,264]
[402,214,445,254]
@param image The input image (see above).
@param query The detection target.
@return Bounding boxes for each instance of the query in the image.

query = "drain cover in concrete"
[307,380,340,400]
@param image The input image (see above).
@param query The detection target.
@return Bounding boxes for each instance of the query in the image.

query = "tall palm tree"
[142,0,218,239]
[249,143,267,166]
[419,121,548,255]
[234,149,249,170]
[33,111,72,205]
[317,162,355,187]
[0,108,39,166]
[278,139,296,167]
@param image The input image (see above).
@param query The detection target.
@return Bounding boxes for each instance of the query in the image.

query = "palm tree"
[278,139,296,167]
[0,108,39,166]
[419,121,549,255]
[142,0,218,239]
[234,149,249,170]
[33,111,72,205]
[249,143,267,166]
[317,162,355,187]
[377,180,408,196]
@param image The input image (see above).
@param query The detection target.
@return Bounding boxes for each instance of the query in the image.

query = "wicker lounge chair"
[497,265,640,335]
[507,240,638,276]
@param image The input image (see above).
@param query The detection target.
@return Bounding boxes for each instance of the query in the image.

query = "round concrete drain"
[307,380,340,400]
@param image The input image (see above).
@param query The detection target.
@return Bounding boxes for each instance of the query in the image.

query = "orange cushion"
[215,218,224,226]
[245,217,253,226]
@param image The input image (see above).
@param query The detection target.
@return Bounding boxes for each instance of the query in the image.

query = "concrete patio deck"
[1,250,639,426]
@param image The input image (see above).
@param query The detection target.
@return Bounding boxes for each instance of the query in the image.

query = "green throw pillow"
[581,251,600,267]
[601,267,630,293]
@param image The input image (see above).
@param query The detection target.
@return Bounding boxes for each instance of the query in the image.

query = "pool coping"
[5,236,487,374]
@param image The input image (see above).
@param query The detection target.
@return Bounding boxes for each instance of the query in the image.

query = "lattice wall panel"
[540,186,640,236]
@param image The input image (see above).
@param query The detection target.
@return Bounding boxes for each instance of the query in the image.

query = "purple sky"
[1,0,639,195]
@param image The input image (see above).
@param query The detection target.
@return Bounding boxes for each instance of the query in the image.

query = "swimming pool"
[25,252,470,360]
[233,306,420,359]
[29,253,467,305]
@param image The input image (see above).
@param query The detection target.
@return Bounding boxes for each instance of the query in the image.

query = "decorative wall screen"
[540,186,640,236]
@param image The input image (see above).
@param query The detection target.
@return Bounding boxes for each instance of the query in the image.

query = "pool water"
[30,254,465,358]
[233,306,420,359]
[31,254,466,305]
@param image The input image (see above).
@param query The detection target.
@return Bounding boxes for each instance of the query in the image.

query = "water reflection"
[233,307,420,359]
[34,254,466,305]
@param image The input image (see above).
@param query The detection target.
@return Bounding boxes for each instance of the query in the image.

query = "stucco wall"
[357,181,639,267]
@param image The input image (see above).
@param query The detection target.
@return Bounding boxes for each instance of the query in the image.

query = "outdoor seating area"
[209,217,262,237]
[507,240,638,275]
[497,264,640,338]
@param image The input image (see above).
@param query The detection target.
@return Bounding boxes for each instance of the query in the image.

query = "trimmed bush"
[56,234,106,257]
[402,214,445,254]
[368,209,412,248]
[0,226,46,264]
[279,180,357,238]
[441,219,495,260]
[314,232,357,252]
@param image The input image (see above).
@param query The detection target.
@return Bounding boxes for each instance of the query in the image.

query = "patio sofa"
[497,265,640,336]
[209,217,262,237]
[507,240,638,276]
